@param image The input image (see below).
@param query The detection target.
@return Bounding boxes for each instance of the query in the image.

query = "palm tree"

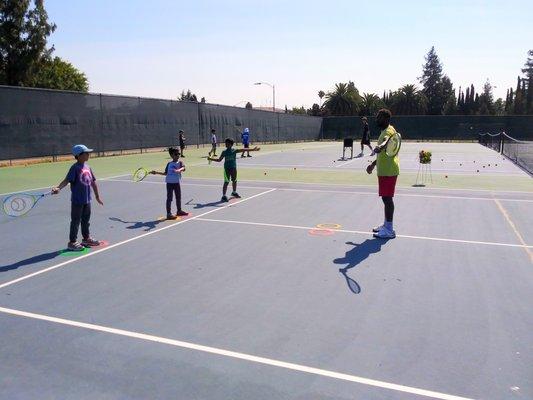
[323,83,361,116]
[360,93,384,116]
[318,90,325,107]
[391,84,427,115]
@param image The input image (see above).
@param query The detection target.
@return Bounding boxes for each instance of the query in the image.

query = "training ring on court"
[308,228,335,236]
[316,223,342,230]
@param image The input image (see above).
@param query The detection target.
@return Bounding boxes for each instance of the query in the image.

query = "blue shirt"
[241,131,250,144]
[164,161,183,183]
[67,162,95,205]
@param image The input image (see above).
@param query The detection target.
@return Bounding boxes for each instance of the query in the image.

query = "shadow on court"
[192,200,226,209]
[0,251,61,273]
[334,239,391,294]
[109,217,164,231]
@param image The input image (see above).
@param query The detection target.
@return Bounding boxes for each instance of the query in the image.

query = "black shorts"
[361,136,370,145]
[179,143,185,149]
[243,143,250,149]
[224,167,237,183]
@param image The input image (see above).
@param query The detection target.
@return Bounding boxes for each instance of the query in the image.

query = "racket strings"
[3,194,36,217]
[133,168,148,182]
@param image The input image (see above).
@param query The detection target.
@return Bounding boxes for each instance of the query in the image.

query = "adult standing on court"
[241,127,251,157]
[359,117,373,156]
[366,109,399,239]
[178,130,186,157]
[209,128,217,157]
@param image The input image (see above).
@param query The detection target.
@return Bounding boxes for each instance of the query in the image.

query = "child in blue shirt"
[151,147,188,219]
[52,144,103,251]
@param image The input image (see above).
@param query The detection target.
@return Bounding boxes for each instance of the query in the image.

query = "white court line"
[0,189,276,290]
[105,178,275,191]
[0,306,474,400]
[183,176,533,195]
[195,218,532,249]
[0,173,132,196]
[106,178,533,203]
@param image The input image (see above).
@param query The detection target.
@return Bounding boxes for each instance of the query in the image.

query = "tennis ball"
[495,164,498,166]
[445,175,448,178]
[483,166,485,168]
[459,163,462,166]
[264,172,267,175]
[294,167,296,170]
[477,170,479,172]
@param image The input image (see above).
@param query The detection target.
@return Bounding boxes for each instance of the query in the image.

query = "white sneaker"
[373,227,396,239]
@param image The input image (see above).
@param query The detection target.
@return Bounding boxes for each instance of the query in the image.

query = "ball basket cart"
[415,150,433,186]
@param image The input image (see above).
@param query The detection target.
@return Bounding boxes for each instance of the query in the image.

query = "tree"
[478,79,495,115]
[390,84,427,115]
[522,50,533,113]
[419,46,446,114]
[443,91,457,115]
[30,56,88,91]
[245,101,253,109]
[513,76,525,114]
[318,90,325,106]
[308,103,321,116]
[291,106,307,115]
[323,82,362,115]
[0,0,56,86]
[493,98,505,116]
[200,97,206,103]
[178,89,198,102]
[360,93,384,116]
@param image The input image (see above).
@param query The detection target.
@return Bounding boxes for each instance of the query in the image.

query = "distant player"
[52,144,103,251]
[241,127,251,157]
[366,109,399,239]
[151,147,188,219]
[358,117,373,156]
[208,138,260,202]
[209,128,217,157]
[178,130,186,157]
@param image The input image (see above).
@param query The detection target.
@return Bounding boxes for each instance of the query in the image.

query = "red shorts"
[378,176,398,197]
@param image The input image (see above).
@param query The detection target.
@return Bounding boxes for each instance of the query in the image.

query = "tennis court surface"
[1,141,532,399]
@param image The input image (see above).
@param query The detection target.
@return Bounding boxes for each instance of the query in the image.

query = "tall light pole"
[254,82,275,112]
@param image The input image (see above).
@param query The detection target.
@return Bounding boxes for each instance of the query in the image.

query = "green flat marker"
[59,247,90,256]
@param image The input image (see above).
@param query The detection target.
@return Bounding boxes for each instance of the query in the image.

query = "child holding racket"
[366,109,399,239]
[208,138,260,202]
[151,147,188,219]
[51,144,103,251]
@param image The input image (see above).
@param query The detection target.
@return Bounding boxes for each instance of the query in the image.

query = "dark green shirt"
[221,148,237,169]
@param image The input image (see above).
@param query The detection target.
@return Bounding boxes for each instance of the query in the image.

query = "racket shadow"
[0,251,61,273]
[333,239,391,294]
[109,217,164,232]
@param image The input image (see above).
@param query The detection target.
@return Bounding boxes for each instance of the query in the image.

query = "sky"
[46,0,532,109]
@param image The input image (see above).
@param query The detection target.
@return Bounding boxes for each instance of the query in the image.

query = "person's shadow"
[191,200,226,209]
[333,239,391,294]
[109,217,163,232]
[0,251,60,273]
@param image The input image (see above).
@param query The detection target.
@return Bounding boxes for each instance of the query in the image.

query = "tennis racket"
[384,132,402,157]
[2,191,52,217]
[133,167,149,182]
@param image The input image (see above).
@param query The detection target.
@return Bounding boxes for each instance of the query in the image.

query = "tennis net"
[501,132,533,175]
[478,132,501,153]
